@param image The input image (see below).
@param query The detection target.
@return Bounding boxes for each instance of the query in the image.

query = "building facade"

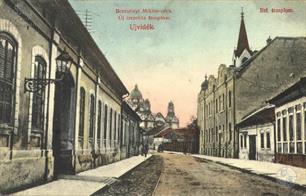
[269,78,306,168]
[197,10,306,159]
[121,101,142,159]
[237,105,275,162]
[0,0,140,193]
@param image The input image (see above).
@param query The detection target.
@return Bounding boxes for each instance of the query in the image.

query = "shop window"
[32,56,46,130]
[297,142,303,154]
[283,116,287,141]
[289,115,294,141]
[296,113,301,140]
[283,143,288,154]
[0,33,17,125]
[277,119,281,141]
[277,143,282,153]
[304,111,306,140]
[289,142,294,153]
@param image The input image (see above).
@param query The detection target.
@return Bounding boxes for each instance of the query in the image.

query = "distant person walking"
[144,143,149,157]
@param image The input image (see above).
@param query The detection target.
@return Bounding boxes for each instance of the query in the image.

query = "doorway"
[249,135,256,160]
[52,72,76,176]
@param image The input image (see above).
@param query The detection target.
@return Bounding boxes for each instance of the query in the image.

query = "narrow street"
[96,153,306,196]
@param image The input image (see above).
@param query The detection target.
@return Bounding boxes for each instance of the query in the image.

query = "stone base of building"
[239,152,274,162]
[0,148,126,194]
[204,147,235,158]
[75,150,121,173]
[0,149,53,194]
[275,153,306,168]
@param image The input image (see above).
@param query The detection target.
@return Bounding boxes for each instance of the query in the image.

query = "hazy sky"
[69,0,306,126]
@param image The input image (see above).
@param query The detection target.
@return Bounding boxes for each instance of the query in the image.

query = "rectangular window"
[243,134,247,148]
[222,125,225,142]
[97,101,102,147]
[240,135,243,148]
[32,56,46,131]
[297,142,303,154]
[289,115,294,141]
[261,132,265,148]
[104,105,108,141]
[89,95,95,140]
[304,111,306,140]
[283,143,288,154]
[283,116,287,141]
[277,119,281,141]
[79,88,85,148]
[222,94,225,110]
[296,113,301,140]
[266,132,271,149]
[114,112,117,141]
[219,96,221,111]
[289,142,294,153]
[228,91,232,108]
[277,143,282,153]
[229,123,232,142]
[216,99,218,113]
[109,108,113,141]
[0,35,16,125]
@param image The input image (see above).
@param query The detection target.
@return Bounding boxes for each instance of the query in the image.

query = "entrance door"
[52,73,76,176]
[249,135,256,160]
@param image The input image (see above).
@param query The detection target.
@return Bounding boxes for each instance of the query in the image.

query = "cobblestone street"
[93,155,163,196]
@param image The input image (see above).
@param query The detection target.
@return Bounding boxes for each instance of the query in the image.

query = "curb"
[194,156,306,192]
[91,155,154,195]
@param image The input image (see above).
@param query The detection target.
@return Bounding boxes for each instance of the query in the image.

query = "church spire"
[235,7,250,58]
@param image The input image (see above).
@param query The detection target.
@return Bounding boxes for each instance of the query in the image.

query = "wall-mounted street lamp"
[24,49,72,93]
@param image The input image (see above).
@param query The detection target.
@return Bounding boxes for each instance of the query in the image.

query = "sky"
[69,0,306,127]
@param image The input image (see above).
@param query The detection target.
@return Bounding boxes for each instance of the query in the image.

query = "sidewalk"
[13,154,152,196]
[192,154,306,188]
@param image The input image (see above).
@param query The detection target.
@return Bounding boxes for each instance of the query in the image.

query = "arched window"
[89,94,95,144]
[79,87,85,147]
[0,33,17,125]
[114,111,117,141]
[109,108,113,141]
[32,56,46,130]
[104,105,108,142]
[97,100,102,148]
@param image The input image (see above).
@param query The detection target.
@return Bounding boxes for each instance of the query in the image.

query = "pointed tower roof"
[235,8,251,57]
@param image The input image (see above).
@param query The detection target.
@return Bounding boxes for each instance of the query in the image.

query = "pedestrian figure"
[140,143,144,156]
[183,144,187,155]
[144,143,149,157]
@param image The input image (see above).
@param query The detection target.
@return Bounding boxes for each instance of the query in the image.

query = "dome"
[201,75,208,91]
[130,84,143,100]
